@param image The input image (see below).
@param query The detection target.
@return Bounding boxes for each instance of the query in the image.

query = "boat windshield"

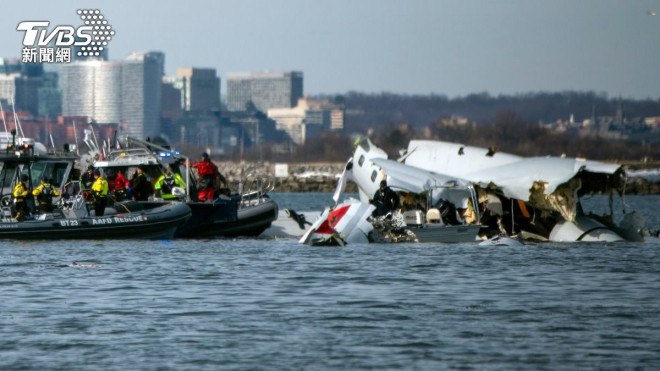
[29,161,71,188]
[0,163,19,189]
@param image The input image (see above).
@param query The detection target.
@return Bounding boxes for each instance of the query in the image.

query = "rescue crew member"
[80,164,95,201]
[91,169,109,216]
[131,165,153,201]
[190,152,226,201]
[32,176,60,213]
[107,168,130,201]
[13,174,31,220]
[155,164,186,200]
[370,180,400,217]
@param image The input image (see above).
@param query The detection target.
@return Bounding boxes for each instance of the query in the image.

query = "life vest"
[36,183,54,205]
[161,174,174,194]
[156,172,184,199]
[92,177,109,199]
[13,182,27,202]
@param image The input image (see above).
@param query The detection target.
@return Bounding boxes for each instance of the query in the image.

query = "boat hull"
[0,202,191,240]
[221,198,279,237]
[176,198,279,238]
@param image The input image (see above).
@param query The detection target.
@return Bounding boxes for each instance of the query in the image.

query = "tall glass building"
[60,60,122,124]
[59,51,164,140]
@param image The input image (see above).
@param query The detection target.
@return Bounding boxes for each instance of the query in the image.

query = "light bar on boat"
[158,152,172,157]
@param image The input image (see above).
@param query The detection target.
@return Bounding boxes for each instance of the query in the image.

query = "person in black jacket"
[370,180,399,217]
[80,164,95,201]
[131,165,153,201]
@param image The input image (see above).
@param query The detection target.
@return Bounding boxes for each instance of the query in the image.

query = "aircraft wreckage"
[299,138,644,245]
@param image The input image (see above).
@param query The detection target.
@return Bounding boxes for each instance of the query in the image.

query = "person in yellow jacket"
[154,164,186,200]
[13,174,31,220]
[32,176,60,213]
[91,169,109,216]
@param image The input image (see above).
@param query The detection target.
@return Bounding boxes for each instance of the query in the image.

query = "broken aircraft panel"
[402,140,626,222]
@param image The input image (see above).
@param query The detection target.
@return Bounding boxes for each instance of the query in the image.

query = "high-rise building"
[60,60,122,124]
[161,76,182,120]
[161,76,182,142]
[226,76,251,112]
[176,67,220,113]
[0,58,21,75]
[226,71,303,113]
[0,57,45,116]
[59,51,165,140]
[38,72,61,118]
[0,73,42,115]
[121,51,164,139]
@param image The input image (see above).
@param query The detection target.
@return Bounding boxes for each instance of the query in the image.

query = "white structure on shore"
[267,97,344,144]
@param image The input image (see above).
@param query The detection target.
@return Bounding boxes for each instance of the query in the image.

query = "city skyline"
[3,0,660,100]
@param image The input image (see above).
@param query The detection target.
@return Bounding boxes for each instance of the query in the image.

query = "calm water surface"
[1,194,659,370]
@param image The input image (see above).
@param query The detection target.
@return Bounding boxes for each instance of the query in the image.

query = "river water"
[1,193,659,370]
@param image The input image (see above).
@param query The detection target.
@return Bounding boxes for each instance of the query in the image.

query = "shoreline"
[221,162,357,193]
[219,162,660,195]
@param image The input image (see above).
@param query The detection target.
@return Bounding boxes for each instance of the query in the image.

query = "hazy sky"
[4,0,660,99]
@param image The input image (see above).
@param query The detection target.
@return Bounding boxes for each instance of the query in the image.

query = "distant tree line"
[329,91,660,130]
[367,110,660,162]
[233,91,660,164]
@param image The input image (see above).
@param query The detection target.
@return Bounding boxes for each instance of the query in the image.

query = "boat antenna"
[72,120,80,155]
[112,129,118,150]
[90,123,100,153]
[0,100,8,134]
[10,98,25,138]
[49,133,55,150]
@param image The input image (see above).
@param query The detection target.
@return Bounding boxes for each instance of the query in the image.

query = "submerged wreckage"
[300,138,644,245]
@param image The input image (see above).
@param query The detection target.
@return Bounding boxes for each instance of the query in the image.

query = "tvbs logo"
[17,9,115,62]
